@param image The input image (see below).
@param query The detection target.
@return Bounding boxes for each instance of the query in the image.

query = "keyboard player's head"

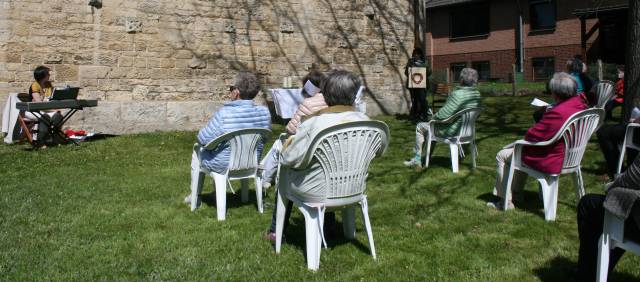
[29,66,53,102]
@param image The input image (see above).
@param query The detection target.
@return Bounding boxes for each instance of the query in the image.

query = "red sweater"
[522,95,588,174]
[614,79,624,103]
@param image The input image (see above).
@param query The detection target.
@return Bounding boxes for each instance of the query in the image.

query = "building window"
[532,57,555,81]
[450,2,490,38]
[472,61,491,81]
[450,62,467,81]
[529,0,556,31]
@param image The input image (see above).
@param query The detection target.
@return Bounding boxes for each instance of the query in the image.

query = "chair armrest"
[512,138,555,148]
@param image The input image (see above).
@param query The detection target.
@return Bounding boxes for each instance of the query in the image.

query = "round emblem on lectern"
[412,73,424,85]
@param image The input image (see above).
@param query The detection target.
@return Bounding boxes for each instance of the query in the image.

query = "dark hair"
[412,48,424,60]
[321,70,361,106]
[33,66,50,82]
[568,58,583,73]
[234,71,261,100]
[301,70,327,96]
[617,65,625,72]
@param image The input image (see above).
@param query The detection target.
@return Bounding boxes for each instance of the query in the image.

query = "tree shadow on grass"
[478,185,583,220]
[533,256,640,282]
[281,215,374,261]
[200,190,260,211]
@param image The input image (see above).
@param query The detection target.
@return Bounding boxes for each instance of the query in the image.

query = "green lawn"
[1,96,638,281]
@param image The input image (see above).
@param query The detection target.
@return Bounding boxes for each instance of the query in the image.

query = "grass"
[1,96,638,281]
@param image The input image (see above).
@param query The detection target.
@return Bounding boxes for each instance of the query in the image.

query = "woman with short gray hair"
[488,72,588,210]
[404,67,482,167]
[459,68,479,87]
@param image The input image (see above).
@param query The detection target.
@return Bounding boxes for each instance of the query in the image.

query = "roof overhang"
[425,0,481,9]
[573,4,628,18]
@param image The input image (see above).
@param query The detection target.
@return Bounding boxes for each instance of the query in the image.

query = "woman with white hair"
[487,72,588,210]
[404,67,482,167]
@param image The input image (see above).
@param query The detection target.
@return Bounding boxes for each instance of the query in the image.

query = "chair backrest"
[454,107,483,140]
[558,108,604,170]
[298,121,389,200]
[203,128,271,177]
[595,80,615,108]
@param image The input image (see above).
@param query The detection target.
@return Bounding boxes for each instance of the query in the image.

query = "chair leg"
[361,196,376,260]
[275,189,289,253]
[342,206,356,240]
[502,166,517,211]
[424,139,433,168]
[470,142,477,169]
[618,141,627,175]
[539,176,559,221]
[240,179,249,203]
[190,169,205,211]
[213,173,228,221]
[255,177,263,213]
[449,144,459,173]
[573,168,585,201]
[299,205,322,271]
[596,233,611,282]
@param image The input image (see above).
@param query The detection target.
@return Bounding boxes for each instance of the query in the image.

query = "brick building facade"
[0,0,415,134]
[425,0,628,82]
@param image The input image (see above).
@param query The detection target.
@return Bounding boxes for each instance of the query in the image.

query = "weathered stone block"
[118,56,134,67]
[45,54,63,64]
[125,18,143,33]
[54,65,79,81]
[79,66,110,79]
[121,101,166,122]
[189,56,206,69]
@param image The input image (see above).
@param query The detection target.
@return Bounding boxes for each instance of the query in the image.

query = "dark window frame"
[531,57,555,81]
[471,61,491,81]
[449,1,491,39]
[529,0,556,32]
[450,62,468,81]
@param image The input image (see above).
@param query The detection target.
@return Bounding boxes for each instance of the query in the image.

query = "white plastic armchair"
[422,107,483,173]
[596,208,640,282]
[190,128,271,221]
[274,120,389,271]
[595,80,615,109]
[617,123,640,174]
[501,108,603,221]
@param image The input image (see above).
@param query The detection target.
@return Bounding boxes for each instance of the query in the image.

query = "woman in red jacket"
[605,65,625,120]
[488,72,588,210]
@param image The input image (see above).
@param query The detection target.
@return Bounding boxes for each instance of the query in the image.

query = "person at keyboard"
[28,65,63,147]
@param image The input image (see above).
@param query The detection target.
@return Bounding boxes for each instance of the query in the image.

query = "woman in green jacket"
[404,68,482,167]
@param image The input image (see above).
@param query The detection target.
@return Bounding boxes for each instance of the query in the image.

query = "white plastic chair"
[597,208,640,282]
[274,121,389,270]
[501,108,604,221]
[617,123,640,175]
[190,128,271,221]
[421,107,483,173]
[595,80,615,109]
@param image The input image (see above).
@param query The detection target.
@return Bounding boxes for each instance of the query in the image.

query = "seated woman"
[184,71,271,205]
[605,65,625,120]
[404,68,482,167]
[577,156,640,282]
[263,70,368,241]
[29,66,63,147]
[488,72,587,210]
[597,107,640,180]
[261,70,327,188]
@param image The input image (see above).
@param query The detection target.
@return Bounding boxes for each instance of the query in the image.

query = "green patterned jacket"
[433,86,482,137]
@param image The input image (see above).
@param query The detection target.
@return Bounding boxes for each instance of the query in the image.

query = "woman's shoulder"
[30,81,40,90]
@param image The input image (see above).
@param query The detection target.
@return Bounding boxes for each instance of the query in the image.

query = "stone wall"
[0,0,415,134]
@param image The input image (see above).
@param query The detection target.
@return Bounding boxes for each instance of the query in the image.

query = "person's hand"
[631,118,640,124]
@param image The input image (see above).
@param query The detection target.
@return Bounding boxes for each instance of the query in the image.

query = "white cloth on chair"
[271,88,304,119]
[2,93,20,144]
